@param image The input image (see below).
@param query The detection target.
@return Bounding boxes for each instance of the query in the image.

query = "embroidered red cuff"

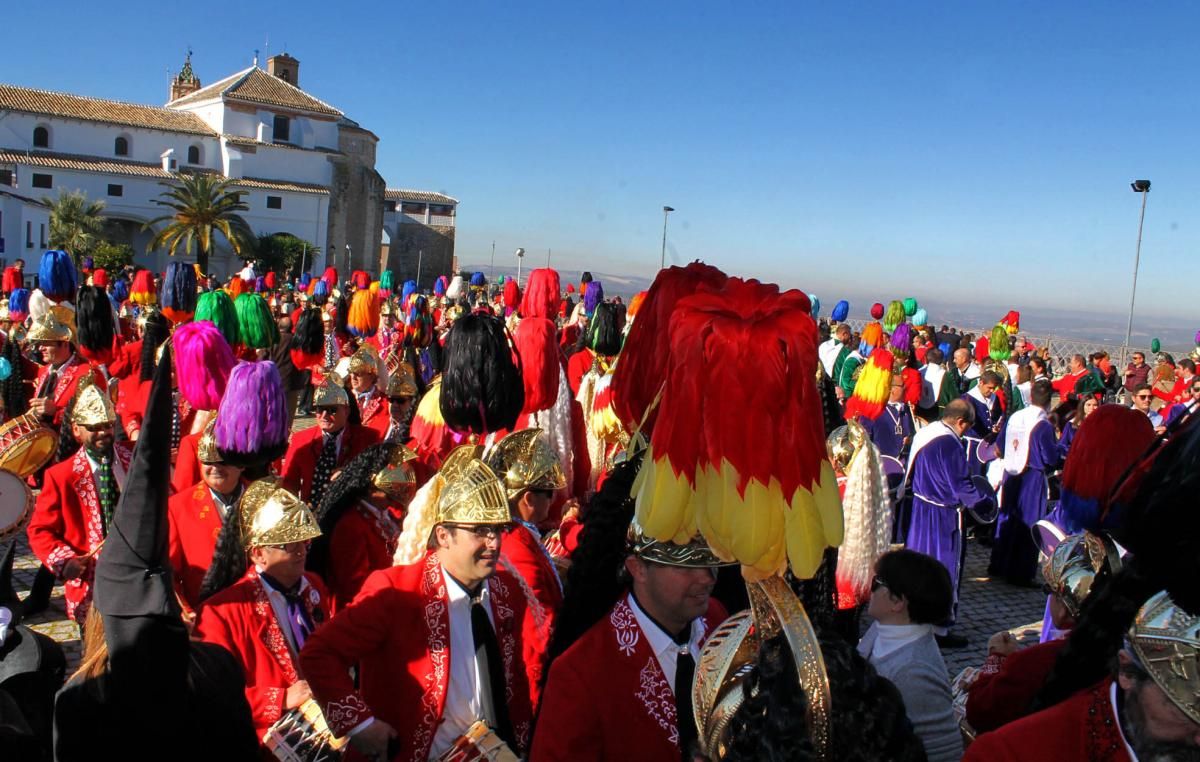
[46,545,77,578]
[980,653,1006,675]
[323,693,371,738]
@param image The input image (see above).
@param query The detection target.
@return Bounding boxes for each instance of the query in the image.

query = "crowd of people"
[0,252,1196,761]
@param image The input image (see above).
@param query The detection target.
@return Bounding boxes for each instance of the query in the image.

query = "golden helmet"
[27,313,72,343]
[347,345,381,378]
[385,361,418,399]
[372,443,419,504]
[240,477,321,548]
[825,420,868,474]
[693,576,831,758]
[197,418,223,465]
[1128,590,1200,726]
[70,373,117,427]
[313,373,350,408]
[434,446,510,526]
[1042,531,1122,619]
[0,303,9,322]
[484,429,566,503]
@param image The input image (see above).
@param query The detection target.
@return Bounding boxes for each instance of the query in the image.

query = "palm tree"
[145,174,255,273]
[41,189,106,260]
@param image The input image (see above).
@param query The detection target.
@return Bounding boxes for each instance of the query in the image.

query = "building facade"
[380,189,457,290]
[0,53,445,278]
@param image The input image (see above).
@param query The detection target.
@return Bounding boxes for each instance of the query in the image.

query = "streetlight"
[1125,180,1151,350]
[515,247,525,286]
[660,206,675,270]
[416,249,423,288]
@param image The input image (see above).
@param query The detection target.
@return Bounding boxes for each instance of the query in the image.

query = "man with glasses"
[281,374,381,504]
[1130,383,1164,433]
[485,428,568,700]
[383,360,419,444]
[196,477,328,743]
[301,447,535,761]
[27,313,95,428]
[26,376,131,625]
[345,346,390,439]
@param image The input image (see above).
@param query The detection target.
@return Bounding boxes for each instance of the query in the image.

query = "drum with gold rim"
[0,412,58,479]
[262,698,347,762]
[437,721,520,762]
[0,468,35,544]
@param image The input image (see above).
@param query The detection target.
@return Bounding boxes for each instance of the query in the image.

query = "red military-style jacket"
[499,522,562,707]
[118,377,199,441]
[355,388,391,440]
[167,480,240,613]
[171,430,202,496]
[324,501,401,612]
[33,353,99,427]
[965,637,1067,734]
[26,443,133,622]
[530,595,727,762]
[964,678,1131,761]
[299,552,534,762]
[280,423,381,502]
[196,569,330,740]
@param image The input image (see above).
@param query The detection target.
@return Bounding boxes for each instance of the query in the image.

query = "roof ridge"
[0,81,196,117]
[235,67,343,116]
[165,66,255,106]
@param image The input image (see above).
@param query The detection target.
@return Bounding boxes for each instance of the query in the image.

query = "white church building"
[0,53,455,278]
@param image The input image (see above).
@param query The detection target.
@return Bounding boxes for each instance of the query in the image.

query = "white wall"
[0,111,220,171]
[0,194,49,270]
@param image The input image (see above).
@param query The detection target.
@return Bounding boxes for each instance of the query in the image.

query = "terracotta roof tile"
[221,134,341,155]
[0,83,216,136]
[0,149,329,195]
[384,188,458,204]
[168,67,342,117]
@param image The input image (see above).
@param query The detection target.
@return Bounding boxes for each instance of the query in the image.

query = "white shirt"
[255,569,314,658]
[627,593,706,692]
[208,485,242,521]
[1109,681,1138,760]
[431,568,495,758]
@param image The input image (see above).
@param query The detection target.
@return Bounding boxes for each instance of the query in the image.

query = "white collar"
[861,622,934,661]
[443,567,490,609]
[626,592,705,662]
[1110,681,1138,761]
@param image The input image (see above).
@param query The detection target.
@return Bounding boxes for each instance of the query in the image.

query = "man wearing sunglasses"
[27,377,132,625]
[1130,383,1165,433]
[281,373,381,504]
[27,313,96,428]
[196,478,329,743]
[301,447,535,761]
[485,428,568,701]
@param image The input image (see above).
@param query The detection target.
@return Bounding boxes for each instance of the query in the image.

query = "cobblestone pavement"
[11,410,1046,680]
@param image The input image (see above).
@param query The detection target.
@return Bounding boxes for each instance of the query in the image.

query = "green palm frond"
[143,173,257,269]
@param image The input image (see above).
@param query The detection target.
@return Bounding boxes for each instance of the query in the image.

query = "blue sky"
[4,1,1198,327]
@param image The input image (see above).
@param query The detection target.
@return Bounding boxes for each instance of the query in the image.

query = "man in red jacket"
[28,313,98,428]
[485,428,567,706]
[195,477,328,742]
[26,378,131,624]
[530,525,729,761]
[965,590,1200,761]
[167,420,246,614]
[346,346,390,439]
[281,374,381,504]
[300,447,534,761]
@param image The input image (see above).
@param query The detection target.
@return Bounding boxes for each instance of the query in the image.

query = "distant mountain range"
[462,264,1194,351]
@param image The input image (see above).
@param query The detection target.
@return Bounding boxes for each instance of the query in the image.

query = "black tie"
[470,588,514,749]
[41,367,59,401]
[673,627,697,760]
[311,433,338,505]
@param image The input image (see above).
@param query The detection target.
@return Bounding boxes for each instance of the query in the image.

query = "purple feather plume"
[890,323,914,354]
[215,361,288,466]
[584,281,604,316]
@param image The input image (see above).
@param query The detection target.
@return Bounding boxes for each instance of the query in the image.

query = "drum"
[438,722,520,762]
[964,474,1000,525]
[0,412,58,478]
[263,698,347,762]
[0,468,34,544]
[1033,519,1067,560]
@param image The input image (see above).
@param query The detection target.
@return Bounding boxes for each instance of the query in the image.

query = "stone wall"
[384,223,455,290]
[325,126,384,276]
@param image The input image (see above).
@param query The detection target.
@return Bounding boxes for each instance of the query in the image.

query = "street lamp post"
[1125,180,1151,350]
[416,249,423,288]
[660,206,674,270]
[490,240,496,284]
[515,247,525,286]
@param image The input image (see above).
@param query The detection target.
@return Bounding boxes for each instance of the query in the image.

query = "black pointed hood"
[93,340,177,619]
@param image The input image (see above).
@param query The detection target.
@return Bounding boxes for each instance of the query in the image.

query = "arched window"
[114,136,129,156]
[33,126,49,148]
[272,115,290,142]
[187,145,201,165]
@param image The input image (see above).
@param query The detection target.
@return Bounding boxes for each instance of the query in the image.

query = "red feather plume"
[1062,405,1155,502]
[515,317,559,412]
[611,262,728,435]
[520,269,560,320]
